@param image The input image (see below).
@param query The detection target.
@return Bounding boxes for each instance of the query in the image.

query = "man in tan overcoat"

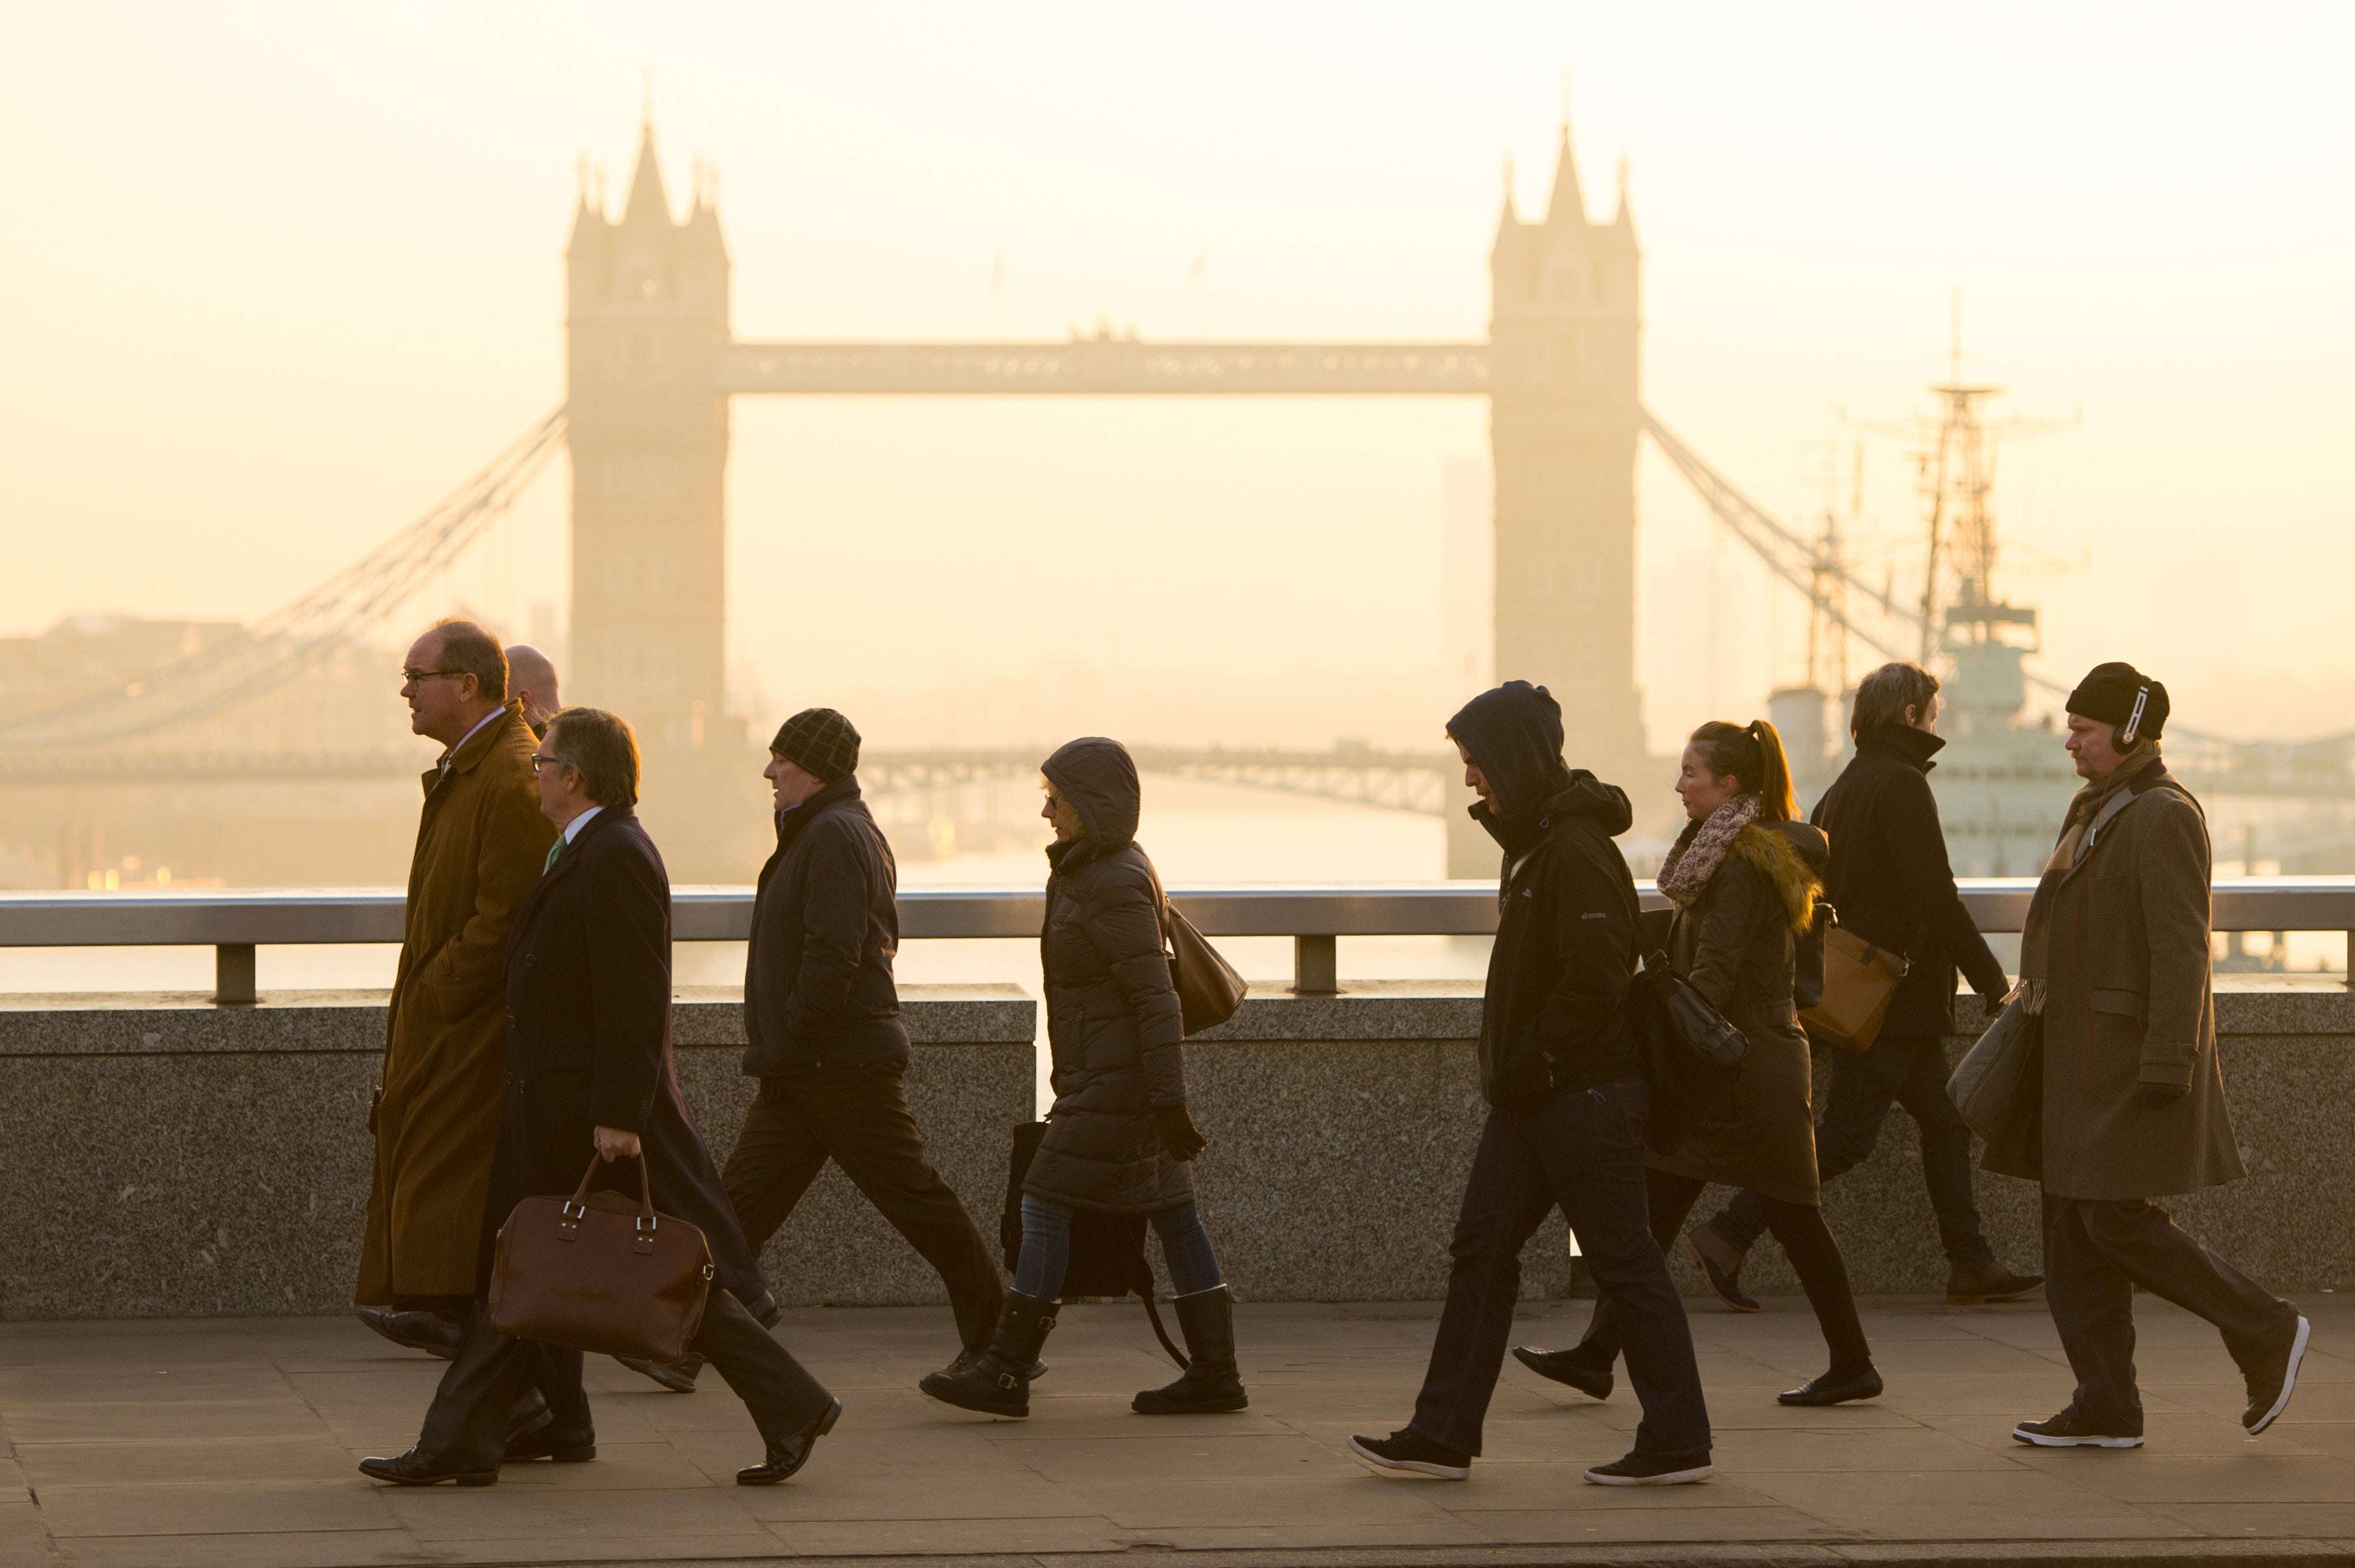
[355,619,555,1355]
[2002,663,2308,1451]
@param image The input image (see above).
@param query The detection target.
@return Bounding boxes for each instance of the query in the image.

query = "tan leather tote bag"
[1800,920,1922,1054]
[490,1154,715,1361]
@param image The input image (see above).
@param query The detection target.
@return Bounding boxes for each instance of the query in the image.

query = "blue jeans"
[1013,1196,1225,1300]
[1409,1076,1711,1459]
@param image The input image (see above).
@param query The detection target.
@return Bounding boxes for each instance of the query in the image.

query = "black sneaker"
[1511,1345,1612,1400]
[1585,1449,1712,1486]
[2242,1314,2311,1435]
[1347,1429,1470,1480]
[2012,1407,2143,1448]
[1681,1225,1760,1313]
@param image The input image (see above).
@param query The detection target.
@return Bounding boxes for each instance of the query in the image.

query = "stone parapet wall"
[2,982,2347,1318]
[0,986,1033,1320]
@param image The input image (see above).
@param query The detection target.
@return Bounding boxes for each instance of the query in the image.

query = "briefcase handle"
[555,1152,662,1255]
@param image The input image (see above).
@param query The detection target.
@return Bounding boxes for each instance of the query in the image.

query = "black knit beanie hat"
[2065,663,2168,743]
[770,708,861,784]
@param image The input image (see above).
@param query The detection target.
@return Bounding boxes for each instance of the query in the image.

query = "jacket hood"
[1474,768,1632,857]
[1857,724,1945,773]
[1042,737,1141,851]
[1447,680,1568,820]
[1735,819,1828,933]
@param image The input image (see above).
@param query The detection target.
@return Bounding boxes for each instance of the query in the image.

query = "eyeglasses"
[401,667,467,685]
[529,754,568,775]
[1043,791,1069,810]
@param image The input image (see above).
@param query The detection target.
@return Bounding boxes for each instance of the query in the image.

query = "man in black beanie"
[2002,663,2308,1449]
[633,708,1007,1393]
[1351,682,1712,1487]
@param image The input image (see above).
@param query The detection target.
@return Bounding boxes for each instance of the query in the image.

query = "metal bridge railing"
[3,880,2352,1005]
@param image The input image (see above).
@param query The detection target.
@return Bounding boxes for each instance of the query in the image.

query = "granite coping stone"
[5,981,2349,1050]
[0,984,1035,1054]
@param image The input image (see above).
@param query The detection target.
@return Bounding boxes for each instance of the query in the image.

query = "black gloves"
[1156,1104,1209,1162]
[2138,1081,2190,1109]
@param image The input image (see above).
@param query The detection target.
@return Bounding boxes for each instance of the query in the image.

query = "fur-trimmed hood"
[1729,819,1827,934]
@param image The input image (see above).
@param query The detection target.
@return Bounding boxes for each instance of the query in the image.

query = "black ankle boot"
[1133,1286,1247,1414]
[919,1291,1058,1417]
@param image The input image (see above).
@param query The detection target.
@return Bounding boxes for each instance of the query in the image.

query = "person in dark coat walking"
[702,708,1005,1392]
[1350,682,1712,1487]
[360,708,841,1489]
[2004,665,2308,1449]
[1684,663,2041,1310]
[1517,717,1882,1409]
[922,737,1243,1420]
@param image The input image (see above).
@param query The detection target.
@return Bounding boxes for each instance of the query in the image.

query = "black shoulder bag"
[1000,1122,1187,1369]
[1623,951,1748,1154]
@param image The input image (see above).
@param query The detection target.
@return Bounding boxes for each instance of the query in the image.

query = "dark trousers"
[723,1061,1005,1352]
[1409,1077,1710,1460]
[418,1291,833,1469]
[1571,1168,1872,1375]
[2042,1192,2293,1431]
[1711,1032,1993,1269]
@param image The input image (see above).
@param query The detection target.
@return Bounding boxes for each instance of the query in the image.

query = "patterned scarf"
[2016,741,2164,1014]
[1656,793,1761,908]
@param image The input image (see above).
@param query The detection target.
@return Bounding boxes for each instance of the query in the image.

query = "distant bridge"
[0,743,1462,815]
[9,739,2355,815]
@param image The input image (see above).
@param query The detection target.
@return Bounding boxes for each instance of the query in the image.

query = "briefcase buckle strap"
[557,1199,585,1242]
[633,1213,659,1255]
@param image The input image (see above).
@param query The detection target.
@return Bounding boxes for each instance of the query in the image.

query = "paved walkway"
[0,1296,2347,1567]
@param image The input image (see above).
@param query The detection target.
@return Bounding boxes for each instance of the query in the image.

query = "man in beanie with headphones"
[632,709,1006,1393]
[1999,663,2308,1450]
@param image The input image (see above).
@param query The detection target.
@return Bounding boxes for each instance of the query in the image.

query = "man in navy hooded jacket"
[1350,682,1712,1487]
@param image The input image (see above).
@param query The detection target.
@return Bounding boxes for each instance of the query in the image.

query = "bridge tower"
[565,120,732,759]
[1485,125,1647,777]
[565,122,760,873]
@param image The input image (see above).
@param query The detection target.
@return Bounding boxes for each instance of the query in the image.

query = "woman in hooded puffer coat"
[1516,719,1880,1407]
[920,737,1244,1420]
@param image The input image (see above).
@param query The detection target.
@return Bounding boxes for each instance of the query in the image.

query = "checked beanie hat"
[770,708,861,784]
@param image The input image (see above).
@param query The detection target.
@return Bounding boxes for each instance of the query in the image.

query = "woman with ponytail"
[1515,718,1882,1408]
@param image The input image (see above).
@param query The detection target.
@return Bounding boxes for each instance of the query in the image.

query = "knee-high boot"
[918,1291,1058,1418]
[1132,1286,1247,1415]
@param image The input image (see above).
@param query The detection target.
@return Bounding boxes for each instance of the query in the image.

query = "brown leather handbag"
[1145,866,1247,1036]
[488,1154,715,1361]
[1801,920,1924,1054]
[1165,902,1247,1036]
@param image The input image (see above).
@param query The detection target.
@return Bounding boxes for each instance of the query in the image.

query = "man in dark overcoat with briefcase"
[361,708,841,1489]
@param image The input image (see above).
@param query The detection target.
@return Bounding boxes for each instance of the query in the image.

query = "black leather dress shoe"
[505,1423,596,1463]
[1777,1364,1885,1406]
[1511,1345,1613,1401]
[354,1307,464,1360]
[358,1448,496,1487]
[614,1352,704,1392]
[736,1398,842,1485]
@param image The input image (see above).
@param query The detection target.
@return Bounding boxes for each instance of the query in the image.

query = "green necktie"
[542,835,565,874]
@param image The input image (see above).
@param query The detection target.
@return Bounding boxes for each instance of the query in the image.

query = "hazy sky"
[5,3,2350,750]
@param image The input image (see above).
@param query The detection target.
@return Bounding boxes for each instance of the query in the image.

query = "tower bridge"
[565,115,1644,832]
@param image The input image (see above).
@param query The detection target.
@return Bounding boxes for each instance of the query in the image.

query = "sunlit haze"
[3,3,2350,900]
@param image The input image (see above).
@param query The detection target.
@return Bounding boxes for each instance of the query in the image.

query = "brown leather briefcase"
[1800,922,1922,1054]
[488,1154,715,1361]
